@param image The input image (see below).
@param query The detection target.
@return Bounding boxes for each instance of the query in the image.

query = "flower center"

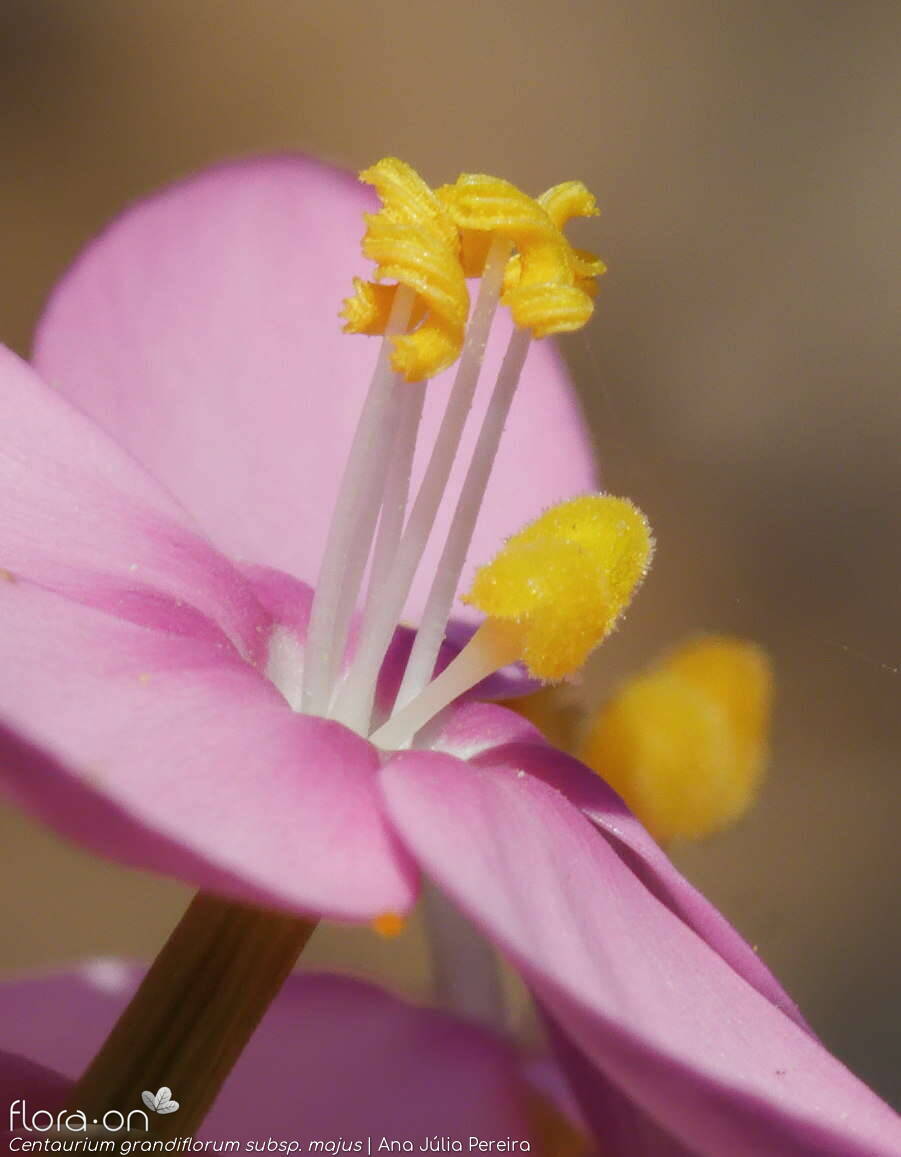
[277,157,645,749]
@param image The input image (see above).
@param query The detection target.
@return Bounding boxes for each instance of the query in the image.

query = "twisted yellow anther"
[463,495,653,681]
[535,181,606,298]
[580,636,773,841]
[438,174,603,337]
[341,158,469,382]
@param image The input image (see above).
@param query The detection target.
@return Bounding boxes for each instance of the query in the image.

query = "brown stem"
[69,892,317,1138]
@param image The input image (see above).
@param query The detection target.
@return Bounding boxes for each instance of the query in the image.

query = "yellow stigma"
[437,174,603,337]
[580,636,773,841]
[341,158,469,382]
[463,495,653,681]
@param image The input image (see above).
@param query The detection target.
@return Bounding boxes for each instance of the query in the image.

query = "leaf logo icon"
[141,1087,180,1114]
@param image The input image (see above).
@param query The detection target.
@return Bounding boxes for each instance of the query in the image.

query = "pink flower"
[0,156,594,921]
[0,964,542,1145]
[0,156,898,1154]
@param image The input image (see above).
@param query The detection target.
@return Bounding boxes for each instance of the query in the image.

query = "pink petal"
[381,752,901,1157]
[0,961,140,1080]
[0,580,415,919]
[545,1016,696,1156]
[33,156,597,621]
[208,972,528,1142]
[462,719,808,1029]
[427,699,545,760]
[1,965,529,1142]
[0,1054,69,1121]
[0,345,268,659]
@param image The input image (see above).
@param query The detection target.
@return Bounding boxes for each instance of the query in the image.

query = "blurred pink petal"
[33,156,597,622]
[381,750,901,1157]
[1,965,529,1143]
[0,1053,68,1119]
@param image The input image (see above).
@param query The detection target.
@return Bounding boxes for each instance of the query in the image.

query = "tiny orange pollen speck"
[371,912,406,939]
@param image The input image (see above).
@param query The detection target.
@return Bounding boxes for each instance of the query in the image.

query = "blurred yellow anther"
[341,158,469,382]
[463,495,653,682]
[580,636,773,842]
[370,912,406,939]
[437,174,603,337]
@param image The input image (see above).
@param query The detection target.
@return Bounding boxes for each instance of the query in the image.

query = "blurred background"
[1,0,898,1107]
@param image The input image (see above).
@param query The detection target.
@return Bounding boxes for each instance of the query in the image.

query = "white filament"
[393,325,532,711]
[331,238,512,733]
[369,620,519,750]
[301,288,414,716]
[356,382,426,676]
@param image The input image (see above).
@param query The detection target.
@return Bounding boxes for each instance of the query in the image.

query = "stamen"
[331,237,512,732]
[439,174,600,337]
[391,178,607,708]
[394,325,532,710]
[341,158,469,382]
[301,286,414,716]
[510,180,607,301]
[315,161,607,737]
[305,158,466,716]
[358,380,426,636]
[464,495,653,680]
[370,619,520,750]
[371,495,653,750]
[580,635,773,841]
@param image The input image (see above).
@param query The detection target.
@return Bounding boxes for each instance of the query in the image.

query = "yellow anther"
[437,174,602,337]
[341,158,469,382]
[539,182,606,299]
[580,636,773,842]
[507,180,606,300]
[463,495,653,682]
[370,912,406,939]
[437,174,571,280]
[340,278,428,335]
